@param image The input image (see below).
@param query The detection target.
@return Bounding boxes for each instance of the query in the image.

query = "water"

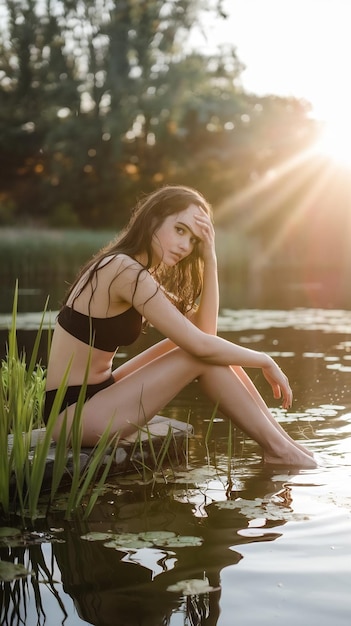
[1,305,351,625]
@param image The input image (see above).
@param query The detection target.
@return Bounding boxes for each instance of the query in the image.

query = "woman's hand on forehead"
[193,212,216,261]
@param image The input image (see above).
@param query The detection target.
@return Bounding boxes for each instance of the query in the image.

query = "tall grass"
[0,228,115,312]
[0,283,120,524]
[0,228,114,282]
[0,227,250,313]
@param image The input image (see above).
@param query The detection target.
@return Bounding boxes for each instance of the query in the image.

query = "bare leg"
[231,365,314,457]
[197,366,315,466]
[52,348,316,467]
[115,341,313,458]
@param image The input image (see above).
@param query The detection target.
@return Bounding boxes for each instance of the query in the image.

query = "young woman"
[44,185,316,467]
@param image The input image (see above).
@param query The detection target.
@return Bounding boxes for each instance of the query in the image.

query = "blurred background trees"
[0,0,317,229]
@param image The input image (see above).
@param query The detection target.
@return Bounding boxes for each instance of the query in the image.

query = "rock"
[8,416,193,494]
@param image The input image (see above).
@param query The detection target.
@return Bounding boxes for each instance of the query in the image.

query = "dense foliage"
[0,0,316,228]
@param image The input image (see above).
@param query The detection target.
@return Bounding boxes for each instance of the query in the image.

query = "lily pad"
[169,467,220,484]
[138,531,176,542]
[88,530,204,551]
[104,538,153,550]
[156,535,203,548]
[215,497,308,522]
[167,577,219,595]
[81,532,114,542]
[0,561,31,582]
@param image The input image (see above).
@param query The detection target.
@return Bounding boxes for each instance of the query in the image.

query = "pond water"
[1,302,351,625]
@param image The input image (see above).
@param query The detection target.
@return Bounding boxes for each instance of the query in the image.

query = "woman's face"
[151,203,204,266]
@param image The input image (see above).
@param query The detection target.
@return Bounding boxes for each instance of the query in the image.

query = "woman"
[45,185,316,467]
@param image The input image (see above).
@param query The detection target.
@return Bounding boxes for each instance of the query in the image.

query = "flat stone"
[8,416,193,494]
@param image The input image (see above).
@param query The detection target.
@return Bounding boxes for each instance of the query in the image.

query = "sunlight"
[315,117,351,168]
[215,144,320,227]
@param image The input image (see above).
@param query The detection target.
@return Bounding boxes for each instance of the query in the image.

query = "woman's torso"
[46,256,142,390]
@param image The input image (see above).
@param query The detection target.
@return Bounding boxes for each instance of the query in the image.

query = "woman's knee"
[170,346,209,374]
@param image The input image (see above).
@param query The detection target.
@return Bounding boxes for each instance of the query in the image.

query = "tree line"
[0,0,317,229]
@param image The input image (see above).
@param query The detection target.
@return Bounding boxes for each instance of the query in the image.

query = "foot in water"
[263,446,317,468]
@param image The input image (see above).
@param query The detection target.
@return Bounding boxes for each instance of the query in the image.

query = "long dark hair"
[64,185,213,314]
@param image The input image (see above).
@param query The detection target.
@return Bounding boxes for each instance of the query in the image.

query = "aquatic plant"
[128,420,180,482]
[0,283,120,523]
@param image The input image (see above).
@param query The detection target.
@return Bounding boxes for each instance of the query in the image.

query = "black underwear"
[43,375,115,424]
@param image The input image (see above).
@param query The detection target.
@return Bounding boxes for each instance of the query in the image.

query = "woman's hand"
[262,356,293,409]
[194,212,216,264]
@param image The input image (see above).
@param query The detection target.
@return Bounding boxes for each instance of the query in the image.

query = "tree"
[0,0,316,228]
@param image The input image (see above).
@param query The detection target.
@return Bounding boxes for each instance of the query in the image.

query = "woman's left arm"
[188,212,219,335]
[114,215,218,381]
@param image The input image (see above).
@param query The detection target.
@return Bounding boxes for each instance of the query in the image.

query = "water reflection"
[0,469,297,626]
[2,306,351,624]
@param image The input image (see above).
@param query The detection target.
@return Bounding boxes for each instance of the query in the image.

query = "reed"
[0,227,250,314]
[127,421,180,483]
[0,283,120,523]
[204,402,219,468]
[0,541,67,624]
[0,228,114,279]
[0,229,115,313]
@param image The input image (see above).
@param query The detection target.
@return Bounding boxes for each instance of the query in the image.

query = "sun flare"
[315,117,351,168]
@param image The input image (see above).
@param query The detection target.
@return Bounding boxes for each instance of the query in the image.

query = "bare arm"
[188,212,219,335]
[112,255,292,407]
[115,212,219,381]
[189,214,275,406]
[112,337,176,381]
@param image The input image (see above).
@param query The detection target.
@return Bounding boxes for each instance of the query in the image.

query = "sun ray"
[215,144,319,227]
[258,161,336,266]
[313,117,351,168]
[215,136,351,275]
[216,141,321,230]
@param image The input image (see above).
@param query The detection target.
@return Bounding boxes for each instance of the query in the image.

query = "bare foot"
[291,440,315,458]
[263,447,317,468]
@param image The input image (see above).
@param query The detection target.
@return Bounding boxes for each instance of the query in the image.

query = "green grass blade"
[26,296,49,380]
[204,403,219,466]
[7,280,19,362]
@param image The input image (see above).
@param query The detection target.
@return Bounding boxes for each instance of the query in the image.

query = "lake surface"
[1,304,351,625]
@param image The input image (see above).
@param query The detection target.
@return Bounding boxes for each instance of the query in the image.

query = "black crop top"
[57,305,142,352]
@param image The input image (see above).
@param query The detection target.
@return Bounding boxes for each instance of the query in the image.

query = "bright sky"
[194,0,351,122]
[191,0,351,167]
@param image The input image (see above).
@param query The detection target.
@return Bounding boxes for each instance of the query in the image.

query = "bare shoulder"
[96,253,147,283]
[100,253,146,274]
[102,254,156,304]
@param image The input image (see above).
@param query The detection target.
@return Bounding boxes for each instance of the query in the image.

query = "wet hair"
[64,185,213,315]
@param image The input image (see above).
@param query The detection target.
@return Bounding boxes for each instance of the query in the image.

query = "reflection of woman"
[44,185,315,467]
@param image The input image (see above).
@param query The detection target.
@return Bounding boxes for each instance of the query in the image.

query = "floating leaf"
[0,529,64,549]
[104,538,153,550]
[81,532,113,542]
[91,530,204,551]
[170,467,220,484]
[138,531,176,542]
[0,561,31,582]
[167,577,219,595]
[156,535,203,548]
[215,497,309,522]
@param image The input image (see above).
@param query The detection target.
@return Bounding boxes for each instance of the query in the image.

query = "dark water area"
[1,274,351,625]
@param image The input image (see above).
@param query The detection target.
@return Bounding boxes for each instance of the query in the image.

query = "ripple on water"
[219,308,351,335]
[220,504,351,626]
